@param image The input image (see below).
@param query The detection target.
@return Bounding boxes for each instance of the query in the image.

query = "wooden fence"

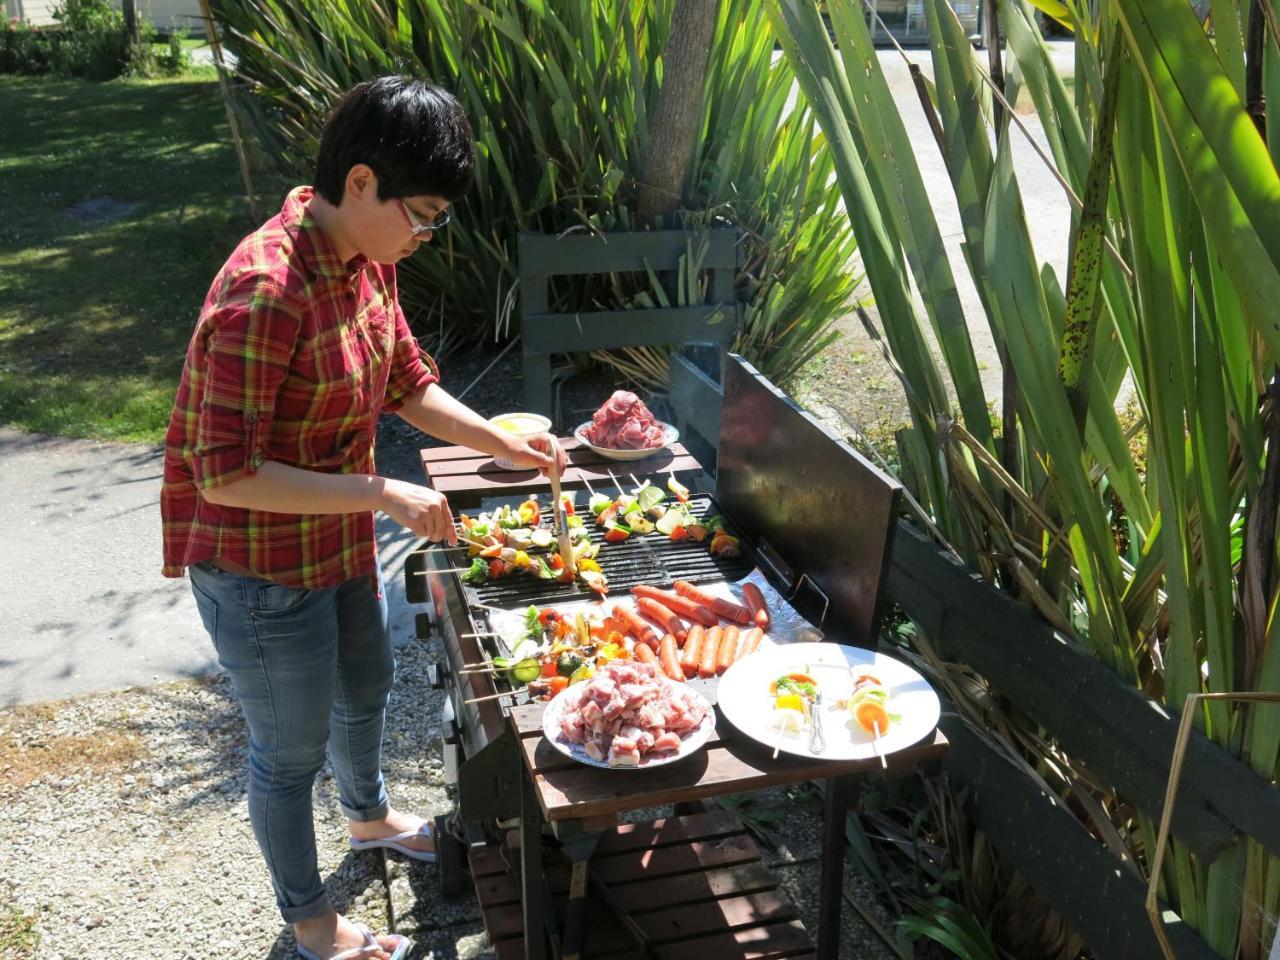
[670,346,1280,960]
[518,229,741,422]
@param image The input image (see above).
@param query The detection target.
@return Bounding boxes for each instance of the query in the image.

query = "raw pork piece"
[556,660,709,766]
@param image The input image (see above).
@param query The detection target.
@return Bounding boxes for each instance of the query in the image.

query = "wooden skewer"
[412,568,474,576]
[582,475,597,497]
[460,631,501,639]
[872,722,887,770]
[606,468,626,499]
[772,718,789,760]
[465,687,530,705]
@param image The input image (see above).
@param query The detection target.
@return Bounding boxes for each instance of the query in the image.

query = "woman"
[160,76,564,959]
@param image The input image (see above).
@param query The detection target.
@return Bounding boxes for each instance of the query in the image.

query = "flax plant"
[768,0,1280,956]
[207,0,858,387]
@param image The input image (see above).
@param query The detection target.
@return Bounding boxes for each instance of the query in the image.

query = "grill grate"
[464,495,754,609]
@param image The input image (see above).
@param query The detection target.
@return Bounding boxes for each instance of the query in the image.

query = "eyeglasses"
[397,199,452,237]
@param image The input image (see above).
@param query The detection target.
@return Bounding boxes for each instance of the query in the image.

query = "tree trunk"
[635,0,717,227]
[122,0,139,43]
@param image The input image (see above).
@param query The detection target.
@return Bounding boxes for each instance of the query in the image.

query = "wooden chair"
[518,229,742,425]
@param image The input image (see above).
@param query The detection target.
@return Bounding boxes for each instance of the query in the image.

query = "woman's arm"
[201,460,457,543]
[396,381,566,474]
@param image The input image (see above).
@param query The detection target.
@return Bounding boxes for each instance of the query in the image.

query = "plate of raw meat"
[575,390,679,460]
[543,660,716,768]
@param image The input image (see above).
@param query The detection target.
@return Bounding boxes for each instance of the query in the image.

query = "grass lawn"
[0,73,255,443]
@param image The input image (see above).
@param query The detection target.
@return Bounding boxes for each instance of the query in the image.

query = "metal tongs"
[547,437,576,576]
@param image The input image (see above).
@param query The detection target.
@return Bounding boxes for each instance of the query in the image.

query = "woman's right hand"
[379,479,457,544]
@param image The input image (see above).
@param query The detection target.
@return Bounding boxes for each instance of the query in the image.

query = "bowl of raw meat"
[542,660,716,769]
[575,390,679,461]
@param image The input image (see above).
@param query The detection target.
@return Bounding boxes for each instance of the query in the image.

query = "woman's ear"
[345,163,377,205]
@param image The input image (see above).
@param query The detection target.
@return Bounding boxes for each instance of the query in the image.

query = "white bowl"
[490,412,552,468]
[573,420,679,461]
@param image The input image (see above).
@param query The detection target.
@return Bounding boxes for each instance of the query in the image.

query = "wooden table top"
[510,699,948,823]
[420,437,705,511]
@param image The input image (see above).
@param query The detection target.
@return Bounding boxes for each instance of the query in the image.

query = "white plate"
[542,679,716,769]
[573,420,679,461]
[717,642,940,761]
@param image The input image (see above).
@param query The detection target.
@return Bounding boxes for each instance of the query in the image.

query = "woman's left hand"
[502,433,568,477]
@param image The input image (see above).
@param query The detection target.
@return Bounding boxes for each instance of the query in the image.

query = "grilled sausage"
[633,641,657,663]
[680,625,704,678]
[716,625,740,675]
[636,597,688,643]
[698,626,722,679]
[611,603,659,648]
[741,582,770,631]
[658,634,683,682]
[737,627,764,658]
[630,585,720,627]
[673,580,753,625]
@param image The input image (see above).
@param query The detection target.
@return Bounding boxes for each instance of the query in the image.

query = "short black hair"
[314,76,475,205]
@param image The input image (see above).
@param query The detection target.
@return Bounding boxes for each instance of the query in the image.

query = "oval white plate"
[717,642,941,761]
[573,420,679,461]
[541,679,715,769]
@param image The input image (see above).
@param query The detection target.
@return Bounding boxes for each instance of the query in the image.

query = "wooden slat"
[636,890,798,942]
[652,920,816,960]
[889,519,1280,862]
[591,834,762,885]
[523,307,735,354]
[609,862,779,913]
[518,229,739,277]
[517,725,948,822]
[595,809,745,855]
[424,445,697,479]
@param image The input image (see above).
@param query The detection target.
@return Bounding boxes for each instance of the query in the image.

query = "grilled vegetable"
[556,652,585,678]
[636,483,665,512]
[709,530,741,558]
[508,658,543,685]
[603,520,631,543]
[853,698,891,735]
[668,475,690,502]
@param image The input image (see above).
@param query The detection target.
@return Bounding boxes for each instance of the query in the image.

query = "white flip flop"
[348,820,437,863]
[295,923,411,960]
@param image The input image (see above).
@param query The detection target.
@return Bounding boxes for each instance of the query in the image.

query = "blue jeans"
[188,561,394,922]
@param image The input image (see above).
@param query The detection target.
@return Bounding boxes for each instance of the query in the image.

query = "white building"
[4,0,204,32]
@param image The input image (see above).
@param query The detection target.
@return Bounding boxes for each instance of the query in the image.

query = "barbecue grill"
[404,354,907,901]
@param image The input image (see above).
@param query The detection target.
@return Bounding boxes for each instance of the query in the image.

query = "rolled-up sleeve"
[382,295,440,413]
[190,278,303,491]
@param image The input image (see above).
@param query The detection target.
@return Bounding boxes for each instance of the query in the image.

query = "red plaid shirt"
[161,186,438,589]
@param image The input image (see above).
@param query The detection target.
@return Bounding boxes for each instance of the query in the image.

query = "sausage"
[698,626,722,679]
[673,580,753,625]
[611,603,659,648]
[636,597,688,643]
[741,582,770,631]
[679,625,704,678]
[633,641,657,663]
[716,625,740,675]
[737,627,764,658]
[631,586,719,627]
[658,634,683,682]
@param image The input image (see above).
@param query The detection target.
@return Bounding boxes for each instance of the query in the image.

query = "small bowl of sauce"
[489,412,552,468]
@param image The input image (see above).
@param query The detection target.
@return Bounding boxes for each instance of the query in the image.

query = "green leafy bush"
[0,0,188,80]
[50,0,130,80]
[209,0,859,387]
[1,19,61,74]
